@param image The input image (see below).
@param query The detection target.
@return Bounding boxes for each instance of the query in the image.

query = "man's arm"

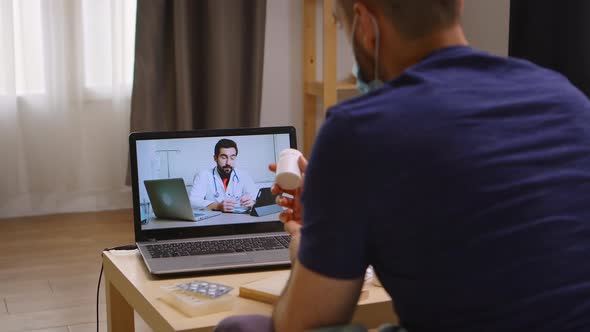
[270,111,369,331]
[269,155,366,331]
[273,260,364,332]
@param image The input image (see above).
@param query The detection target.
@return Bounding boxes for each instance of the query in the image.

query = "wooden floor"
[0,209,153,332]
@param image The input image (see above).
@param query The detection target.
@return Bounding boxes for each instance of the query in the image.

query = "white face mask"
[351,13,383,94]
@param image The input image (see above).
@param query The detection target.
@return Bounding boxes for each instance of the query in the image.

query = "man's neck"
[380,25,469,81]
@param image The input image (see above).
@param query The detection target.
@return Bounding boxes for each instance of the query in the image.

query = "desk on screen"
[142,212,281,230]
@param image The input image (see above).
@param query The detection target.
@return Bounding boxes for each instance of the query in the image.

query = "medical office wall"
[135,134,289,204]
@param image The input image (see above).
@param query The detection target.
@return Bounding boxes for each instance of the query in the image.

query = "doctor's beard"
[217,165,233,179]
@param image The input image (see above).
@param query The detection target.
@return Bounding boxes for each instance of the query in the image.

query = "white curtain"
[0,0,137,218]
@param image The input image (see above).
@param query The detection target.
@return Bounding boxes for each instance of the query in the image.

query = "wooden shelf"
[303,0,356,156]
[304,80,357,97]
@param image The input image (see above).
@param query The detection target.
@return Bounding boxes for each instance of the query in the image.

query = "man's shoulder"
[322,50,585,155]
[330,48,581,119]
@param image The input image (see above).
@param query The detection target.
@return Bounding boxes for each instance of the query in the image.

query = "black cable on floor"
[97,262,103,332]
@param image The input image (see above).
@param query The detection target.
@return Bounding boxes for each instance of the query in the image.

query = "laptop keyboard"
[146,235,291,258]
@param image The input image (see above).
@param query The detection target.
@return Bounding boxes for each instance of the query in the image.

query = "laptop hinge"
[147,238,157,242]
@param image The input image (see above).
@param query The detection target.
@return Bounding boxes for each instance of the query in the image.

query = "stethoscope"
[212,167,240,198]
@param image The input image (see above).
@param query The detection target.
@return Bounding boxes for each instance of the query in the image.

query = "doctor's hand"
[216,200,236,213]
[239,195,255,208]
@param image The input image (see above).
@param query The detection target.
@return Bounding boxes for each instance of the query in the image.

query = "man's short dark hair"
[214,139,238,156]
[339,0,461,39]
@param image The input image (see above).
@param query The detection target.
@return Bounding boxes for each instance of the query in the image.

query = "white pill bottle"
[275,149,303,190]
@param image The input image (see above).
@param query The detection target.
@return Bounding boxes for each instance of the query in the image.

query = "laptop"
[144,178,222,221]
[129,126,296,275]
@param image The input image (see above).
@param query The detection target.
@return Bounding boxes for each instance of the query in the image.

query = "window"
[1,0,137,96]
[13,0,45,94]
[82,0,137,89]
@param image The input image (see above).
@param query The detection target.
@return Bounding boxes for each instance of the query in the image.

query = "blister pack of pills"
[159,280,235,317]
[175,280,233,299]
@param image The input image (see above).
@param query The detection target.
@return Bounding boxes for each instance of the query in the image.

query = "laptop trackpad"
[200,254,253,266]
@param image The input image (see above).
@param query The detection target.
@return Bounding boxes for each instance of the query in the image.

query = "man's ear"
[353,2,377,57]
[213,155,217,162]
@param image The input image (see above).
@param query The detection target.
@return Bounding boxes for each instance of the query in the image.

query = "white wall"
[462,0,511,56]
[260,0,304,148]
[260,1,356,147]
[259,1,512,141]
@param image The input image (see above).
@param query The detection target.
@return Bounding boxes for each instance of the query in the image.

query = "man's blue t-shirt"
[299,46,590,332]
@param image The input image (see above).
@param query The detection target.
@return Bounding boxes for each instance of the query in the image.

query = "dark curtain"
[130,0,267,132]
[509,0,590,98]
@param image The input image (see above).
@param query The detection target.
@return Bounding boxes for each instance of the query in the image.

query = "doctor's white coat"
[189,167,257,210]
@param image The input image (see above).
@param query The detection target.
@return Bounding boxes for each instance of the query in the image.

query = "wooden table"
[102,250,397,332]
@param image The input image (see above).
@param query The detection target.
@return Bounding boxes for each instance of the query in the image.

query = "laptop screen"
[134,130,292,232]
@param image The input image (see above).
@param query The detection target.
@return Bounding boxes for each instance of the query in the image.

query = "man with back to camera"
[216,0,590,331]
[190,139,257,213]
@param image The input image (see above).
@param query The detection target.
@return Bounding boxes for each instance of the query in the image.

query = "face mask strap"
[351,12,380,82]
[368,13,380,81]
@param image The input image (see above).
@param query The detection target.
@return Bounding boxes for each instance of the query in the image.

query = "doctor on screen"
[189,139,257,212]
